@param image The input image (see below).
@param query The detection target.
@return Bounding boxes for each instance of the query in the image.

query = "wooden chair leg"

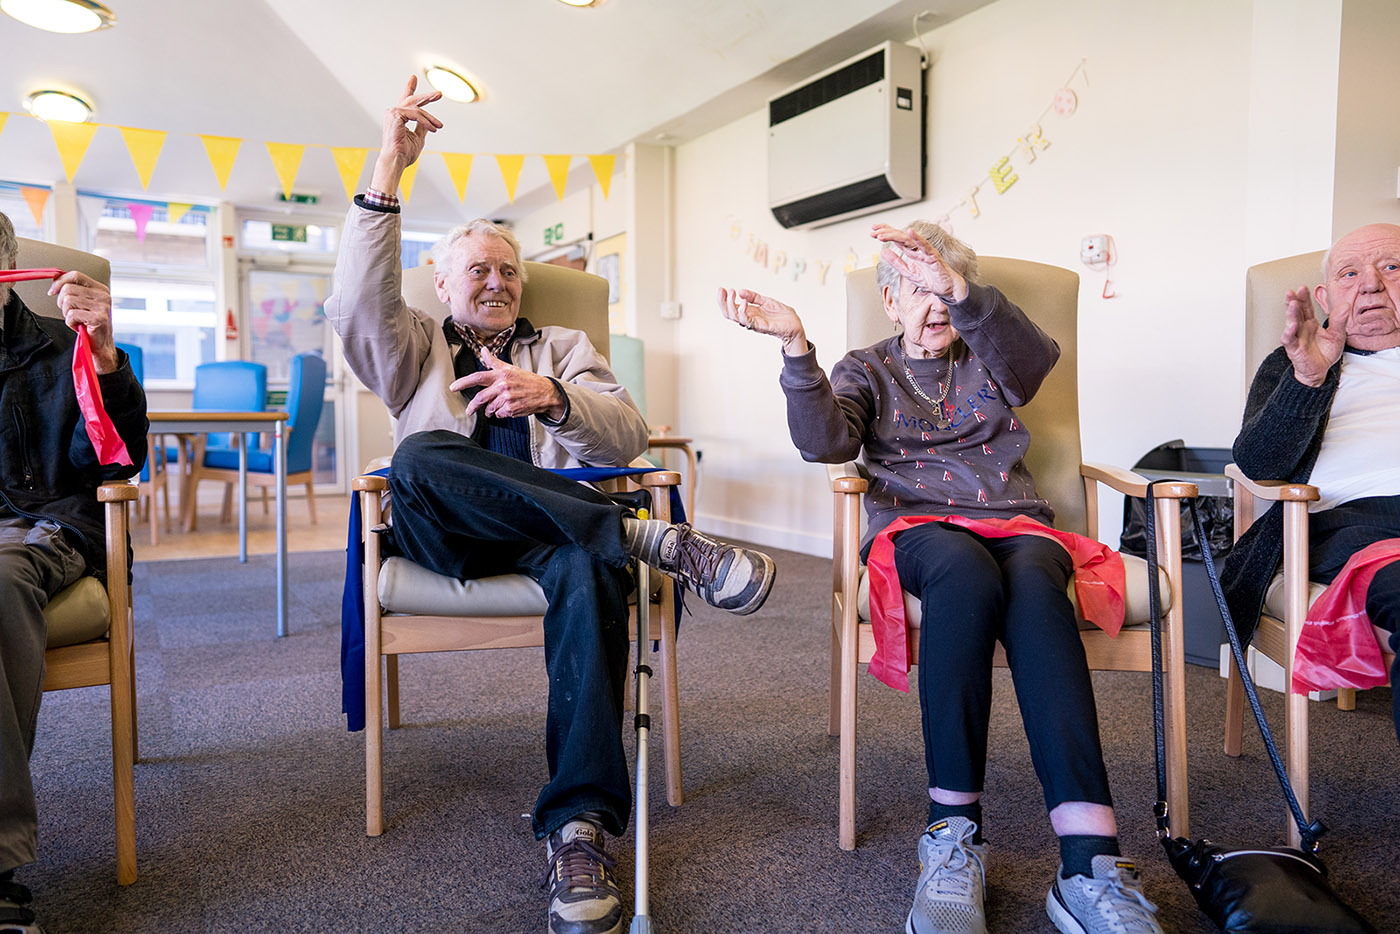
[1224,656,1246,756]
[1336,687,1356,711]
[305,482,317,524]
[828,614,842,736]
[386,654,401,730]
[220,482,234,524]
[261,487,269,516]
[364,491,385,837]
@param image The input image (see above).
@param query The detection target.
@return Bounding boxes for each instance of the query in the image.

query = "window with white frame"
[80,195,219,385]
[0,183,49,242]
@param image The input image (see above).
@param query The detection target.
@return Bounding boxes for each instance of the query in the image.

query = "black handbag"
[1143,485,1376,934]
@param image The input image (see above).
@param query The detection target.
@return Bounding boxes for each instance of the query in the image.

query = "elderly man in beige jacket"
[324,78,775,934]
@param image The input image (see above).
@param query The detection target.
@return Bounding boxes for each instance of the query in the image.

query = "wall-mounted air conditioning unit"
[768,40,925,230]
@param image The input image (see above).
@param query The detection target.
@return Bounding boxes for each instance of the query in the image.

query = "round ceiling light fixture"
[25,89,94,123]
[556,0,603,7]
[1,0,115,33]
[423,65,479,103]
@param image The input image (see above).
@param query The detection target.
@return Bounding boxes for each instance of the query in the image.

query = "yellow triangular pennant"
[117,126,166,190]
[542,155,572,200]
[440,152,474,201]
[200,135,242,189]
[495,154,525,202]
[21,187,49,227]
[265,142,305,199]
[330,147,369,201]
[399,161,419,203]
[48,121,98,182]
[589,154,616,199]
[0,113,7,136]
[167,202,192,224]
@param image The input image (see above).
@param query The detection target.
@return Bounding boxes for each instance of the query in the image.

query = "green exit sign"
[276,192,320,205]
[271,224,308,243]
[543,222,565,246]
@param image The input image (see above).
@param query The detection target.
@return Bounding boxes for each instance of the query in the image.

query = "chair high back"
[192,361,267,449]
[609,333,648,417]
[1244,250,1327,382]
[117,342,144,381]
[12,238,111,320]
[845,259,1086,534]
[284,352,328,474]
[400,260,612,358]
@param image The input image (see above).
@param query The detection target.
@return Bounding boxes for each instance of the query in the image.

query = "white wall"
[1332,0,1400,235]
[670,0,1343,555]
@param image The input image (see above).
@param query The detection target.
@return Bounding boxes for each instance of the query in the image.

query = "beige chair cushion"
[43,577,111,648]
[1263,574,1326,620]
[379,557,550,616]
[855,552,1170,631]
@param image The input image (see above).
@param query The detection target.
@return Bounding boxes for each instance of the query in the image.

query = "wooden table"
[149,411,291,637]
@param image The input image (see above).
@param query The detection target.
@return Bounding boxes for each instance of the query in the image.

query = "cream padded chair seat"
[379,557,550,617]
[1263,574,1326,620]
[855,553,1170,629]
[43,577,112,648]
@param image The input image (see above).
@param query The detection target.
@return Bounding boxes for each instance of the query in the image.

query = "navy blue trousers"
[892,522,1113,812]
[388,430,634,839]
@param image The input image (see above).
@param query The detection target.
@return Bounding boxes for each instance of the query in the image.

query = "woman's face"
[882,277,960,358]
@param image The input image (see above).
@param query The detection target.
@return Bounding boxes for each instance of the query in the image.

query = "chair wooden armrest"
[827,462,868,494]
[353,474,389,493]
[1223,463,1319,503]
[1081,461,1198,499]
[98,481,140,502]
[638,470,681,489]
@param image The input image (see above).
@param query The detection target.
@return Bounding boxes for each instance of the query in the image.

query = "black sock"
[1059,834,1120,878]
[928,800,984,843]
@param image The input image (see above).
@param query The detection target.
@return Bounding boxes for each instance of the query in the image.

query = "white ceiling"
[0,0,990,225]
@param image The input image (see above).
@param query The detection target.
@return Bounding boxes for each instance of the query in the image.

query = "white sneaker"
[1047,855,1163,934]
[905,817,988,934]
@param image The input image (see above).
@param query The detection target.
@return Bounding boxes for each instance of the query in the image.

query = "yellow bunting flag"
[495,154,525,202]
[21,186,49,227]
[0,113,7,136]
[118,126,166,190]
[399,160,419,203]
[589,154,616,199]
[330,147,368,201]
[200,135,242,189]
[542,155,572,200]
[167,202,192,224]
[265,142,305,200]
[440,152,474,201]
[48,121,98,182]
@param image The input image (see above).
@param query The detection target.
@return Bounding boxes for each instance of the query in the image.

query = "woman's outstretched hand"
[717,287,810,356]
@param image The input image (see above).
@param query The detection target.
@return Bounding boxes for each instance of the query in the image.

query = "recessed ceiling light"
[1,0,115,33]
[423,65,479,103]
[25,89,94,123]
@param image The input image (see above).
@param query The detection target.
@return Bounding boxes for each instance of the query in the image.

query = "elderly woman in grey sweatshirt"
[717,222,1162,934]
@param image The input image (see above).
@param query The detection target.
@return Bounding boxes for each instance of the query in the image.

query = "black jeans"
[892,522,1113,812]
[388,430,634,839]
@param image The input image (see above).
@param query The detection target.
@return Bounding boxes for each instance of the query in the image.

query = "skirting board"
[693,512,831,558]
[1218,643,1337,702]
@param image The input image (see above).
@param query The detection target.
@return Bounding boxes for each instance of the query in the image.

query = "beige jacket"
[325,204,647,469]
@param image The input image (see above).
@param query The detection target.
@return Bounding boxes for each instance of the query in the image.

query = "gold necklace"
[897,342,953,430]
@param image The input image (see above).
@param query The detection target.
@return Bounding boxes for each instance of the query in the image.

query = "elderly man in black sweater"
[1223,222,1400,745]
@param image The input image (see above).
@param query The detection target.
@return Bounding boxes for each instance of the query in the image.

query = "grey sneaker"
[543,820,623,934]
[0,871,42,934]
[658,523,775,615]
[906,817,988,934]
[1047,855,1162,934]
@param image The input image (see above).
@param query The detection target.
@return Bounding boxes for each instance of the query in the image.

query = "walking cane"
[631,494,656,934]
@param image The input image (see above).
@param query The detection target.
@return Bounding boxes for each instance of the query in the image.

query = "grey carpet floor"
[25,545,1400,933]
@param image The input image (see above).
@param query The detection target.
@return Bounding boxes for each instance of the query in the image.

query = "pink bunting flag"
[127,202,156,243]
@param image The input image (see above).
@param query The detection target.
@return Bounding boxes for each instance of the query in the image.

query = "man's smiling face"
[1316,223,1400,351]
[436,232,523,337]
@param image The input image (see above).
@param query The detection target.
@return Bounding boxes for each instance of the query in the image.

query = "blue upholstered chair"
[175,361,267,531]
[116,342,170,544]
[190,352,326,526]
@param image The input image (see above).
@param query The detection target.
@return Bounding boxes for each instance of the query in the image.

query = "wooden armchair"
[1223,249,1397,848]
[355,260,684,836]
[829,260,1197,850]
[14,237,139,885]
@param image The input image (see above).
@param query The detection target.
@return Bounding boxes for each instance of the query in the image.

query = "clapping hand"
[872,223,968,303]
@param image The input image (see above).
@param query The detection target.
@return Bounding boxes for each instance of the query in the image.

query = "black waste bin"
[1119,440,1234,668]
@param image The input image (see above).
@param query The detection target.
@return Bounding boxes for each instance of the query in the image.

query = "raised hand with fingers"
[371,75,444,194]
[1282,285,1346,388]
[716,287,810,355]
[872,223,969,303]
[450,346,567,421]
[51,270,118,374]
